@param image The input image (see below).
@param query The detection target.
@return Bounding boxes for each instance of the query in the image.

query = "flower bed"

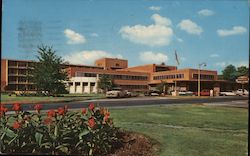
[0,103,120,155]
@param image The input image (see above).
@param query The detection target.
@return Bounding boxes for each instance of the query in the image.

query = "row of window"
[68,82,96,86]
[76,72,97,77]
[153,74,184,80]
[75,72,148,81]
[192,74,214,80]
[100,74,148,81]
[120,85,148,89]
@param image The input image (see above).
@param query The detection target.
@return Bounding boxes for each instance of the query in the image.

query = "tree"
[236,66,249,77]
[222,64,237,81]
[97,74,115,93]
[156,81,168,94]
[31,45,68,95]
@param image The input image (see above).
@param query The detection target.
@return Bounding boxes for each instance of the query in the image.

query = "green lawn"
[109,105,248,156]
[1,93,105,103]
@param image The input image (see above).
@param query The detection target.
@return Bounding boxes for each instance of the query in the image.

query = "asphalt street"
[3,96,248,111]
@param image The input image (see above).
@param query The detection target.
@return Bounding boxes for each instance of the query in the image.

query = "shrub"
[0,103,120,155]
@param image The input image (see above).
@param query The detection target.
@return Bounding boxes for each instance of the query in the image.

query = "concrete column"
[80,82,83,93]
[88,82,91,93]
[73,82,76,93]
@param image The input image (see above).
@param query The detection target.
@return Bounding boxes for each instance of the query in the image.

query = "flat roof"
[95,57,128,61]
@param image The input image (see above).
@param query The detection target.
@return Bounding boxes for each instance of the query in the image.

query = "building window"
[75,72,97,77]
[192,74,214,80]
[115,63,119,66]
[153,74,184,80]
[83,82,88,86]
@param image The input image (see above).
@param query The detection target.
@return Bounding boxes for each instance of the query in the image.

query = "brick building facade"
[1,58,242,94]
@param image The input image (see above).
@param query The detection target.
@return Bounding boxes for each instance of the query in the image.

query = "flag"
[175,50,180,66]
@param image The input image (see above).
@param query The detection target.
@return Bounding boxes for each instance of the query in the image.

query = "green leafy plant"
[0,103,120,155]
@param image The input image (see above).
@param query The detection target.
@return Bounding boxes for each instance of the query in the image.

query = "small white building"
[65,73,99,94]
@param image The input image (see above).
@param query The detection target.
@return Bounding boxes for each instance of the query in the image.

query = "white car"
[220,91,237,96]
[235,89,249,96]
[178,91,194,96]
[126,91,139,97]
[106,88,127,98]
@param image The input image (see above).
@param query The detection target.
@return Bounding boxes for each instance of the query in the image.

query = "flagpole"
[174,50,179,96]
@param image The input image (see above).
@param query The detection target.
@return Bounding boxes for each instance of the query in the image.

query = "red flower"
[43,117,53,125]
[105,111,110,117]
[57,107,65,115]
[13,121,21,129]
[47,110,56,118]
[88,103,95,111]
[12,103,21,111]
[104,115,109,122]
[0,106,8,113]
[34,104,42,112]
[88,117,95,128]
[82,108,87,115]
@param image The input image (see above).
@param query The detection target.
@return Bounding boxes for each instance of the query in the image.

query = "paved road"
[3,96,248,111]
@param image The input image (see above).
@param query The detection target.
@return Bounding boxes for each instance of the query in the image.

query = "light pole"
[198,62,206,97]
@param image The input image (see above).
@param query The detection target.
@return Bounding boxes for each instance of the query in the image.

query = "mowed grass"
[1,93,105,103]
[109,105,248,156]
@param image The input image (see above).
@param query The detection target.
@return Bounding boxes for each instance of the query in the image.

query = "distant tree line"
[219,64,249,81]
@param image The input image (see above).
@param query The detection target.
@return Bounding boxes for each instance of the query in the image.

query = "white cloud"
[63,50,123,65]
[151,14,172,26]
[210,54,219,58]
[90,33,99,37]
[215,60,249,68]
[64,29,86,44]
[177,19,203,35]
[217,26,247,37]
[149,6,161,11]
[119,14,173,47]
[198,9,215,16]
[139,51,168,63]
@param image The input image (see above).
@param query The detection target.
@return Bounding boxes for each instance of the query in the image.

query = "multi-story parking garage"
[1,58,242,95]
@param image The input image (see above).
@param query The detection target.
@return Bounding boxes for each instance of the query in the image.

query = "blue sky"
[2,0,249,73]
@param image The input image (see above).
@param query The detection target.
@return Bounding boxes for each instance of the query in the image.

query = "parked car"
[106,88,127,98]
[126,91,139,97]
[179,90,194,96]
[144,90,160,96]
[194,89,210,96]
[219,91,237,96]
[235,89,249,96]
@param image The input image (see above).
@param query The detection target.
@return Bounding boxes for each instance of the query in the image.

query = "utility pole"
[198,63,206,97]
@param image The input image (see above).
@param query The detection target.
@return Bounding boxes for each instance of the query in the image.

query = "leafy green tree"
[31,45,68,95]
[236,66,249,77]
[222,64,237,81]
[97,74,115,93]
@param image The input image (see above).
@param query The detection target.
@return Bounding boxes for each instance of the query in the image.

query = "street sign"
[236,76,249,84]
